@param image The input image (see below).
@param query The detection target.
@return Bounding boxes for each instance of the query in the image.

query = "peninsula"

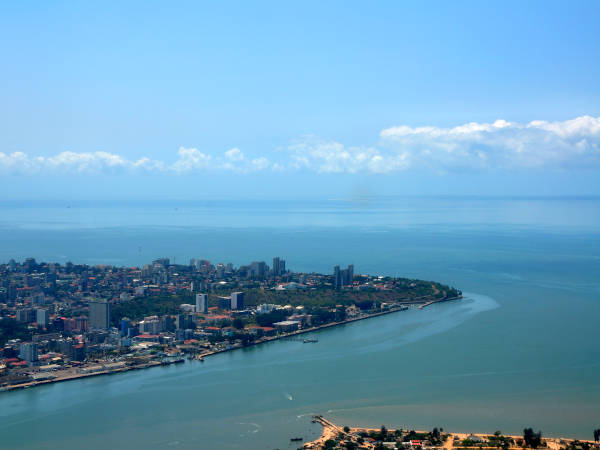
[304,416,599,450]
[0,256,461,391]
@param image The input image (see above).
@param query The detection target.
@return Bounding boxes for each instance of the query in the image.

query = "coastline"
[1,295,461,393]
[303,416,597,449]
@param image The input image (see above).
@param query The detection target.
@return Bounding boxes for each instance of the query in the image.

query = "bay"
[0,197,599,448]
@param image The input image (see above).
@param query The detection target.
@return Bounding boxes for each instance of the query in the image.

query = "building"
[256,303,278,314]
[120,318,132,336]
[230,292,244,310]
[195,293,208,313]
[36,309,50,327]
[89,301,110,330]
[342,264,354,286]
[248,261,267,279]
[333,264,354,289]
[19,342,38,363]
[217,296,231,310]
[72,344,86,361]
[175,314,193,330]
[16,308,35,323]
[333,265,342,290]
[273,320,300,332]
[138,316,160,334]
[272,257,286,276]
[57,339,74,358]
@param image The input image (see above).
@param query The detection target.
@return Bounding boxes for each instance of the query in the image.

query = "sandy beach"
[303,416,597,450]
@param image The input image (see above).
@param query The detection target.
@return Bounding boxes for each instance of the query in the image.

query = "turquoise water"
[0,197,599,448]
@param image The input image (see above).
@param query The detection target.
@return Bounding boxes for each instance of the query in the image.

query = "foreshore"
[1,295,461,393]
[304,416,597,449]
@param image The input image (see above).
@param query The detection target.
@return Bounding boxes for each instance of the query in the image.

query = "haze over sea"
[0,196,599,449]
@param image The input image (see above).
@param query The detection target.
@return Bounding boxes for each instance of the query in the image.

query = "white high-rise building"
[230,292,244,310]
[195,293,208,313]
[19,342,38,363]
[36,309,50,327]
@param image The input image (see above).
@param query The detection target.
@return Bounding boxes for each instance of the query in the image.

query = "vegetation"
[110,294,189,325]
[523,428,543,448]
[109,277,459,326]
[0,318,32,346]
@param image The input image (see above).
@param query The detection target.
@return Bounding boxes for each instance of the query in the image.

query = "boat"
[303,338,318,343]
[290,437,303,441]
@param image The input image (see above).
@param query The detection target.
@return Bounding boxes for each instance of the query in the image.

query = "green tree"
[324,439,337,449]
[380,425,388,440]
[523,428,542,448]
[594,429,600,442]
[0,319,32,346]
[232,318,244,329]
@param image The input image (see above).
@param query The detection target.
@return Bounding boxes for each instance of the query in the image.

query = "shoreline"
[304,416,597,449]
[1,295,461,393]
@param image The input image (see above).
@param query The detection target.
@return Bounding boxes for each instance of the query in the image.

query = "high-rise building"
[218,296,231,310]
[334,264,353,289]
[175,314,192,330]
[19,342,38,363]
[36,309,50,327]
[89,301,110,330]
[249,261,267,279]
[230,292,244,310]
[58,339,74,358]
[333,265,342,290]
[72,316,89,333]
[196,293,208,313]
[16,308,35,323]
[272,257,286,277]
[8,284,17,303]
[138,317,160,334]
[120,317,132,336]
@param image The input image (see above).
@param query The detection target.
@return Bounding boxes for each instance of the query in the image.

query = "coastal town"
[0,256,461,392]
[302,416,600,450]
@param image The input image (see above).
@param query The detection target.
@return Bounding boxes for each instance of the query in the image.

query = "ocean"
[0,196,599,448]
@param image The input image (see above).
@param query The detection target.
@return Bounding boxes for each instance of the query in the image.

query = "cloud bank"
[1,115,599,175]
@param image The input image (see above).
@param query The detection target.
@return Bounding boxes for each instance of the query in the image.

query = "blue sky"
[1,1,599,198]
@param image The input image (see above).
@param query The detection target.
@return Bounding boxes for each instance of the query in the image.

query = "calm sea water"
[0,197,599,448]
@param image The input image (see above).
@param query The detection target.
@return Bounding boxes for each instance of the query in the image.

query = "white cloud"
[0,150,165,174]
[380,115,600,170]
[171,147,211,173]
[224,148,244,161]
[1,115,599,175]
[286,136,409,174]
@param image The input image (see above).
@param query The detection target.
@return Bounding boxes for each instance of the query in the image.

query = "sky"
[1,0,599,199]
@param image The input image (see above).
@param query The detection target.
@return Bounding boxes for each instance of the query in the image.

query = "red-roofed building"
[204,326,221,335]
[10,360,28,367]
[247,326,276,336]
[204,314,230,323]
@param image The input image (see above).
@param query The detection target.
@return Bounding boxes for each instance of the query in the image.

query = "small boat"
[303,338,318,343]
[290,437,303,441]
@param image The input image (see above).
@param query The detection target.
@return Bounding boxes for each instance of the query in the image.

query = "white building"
[196,293,208,313]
